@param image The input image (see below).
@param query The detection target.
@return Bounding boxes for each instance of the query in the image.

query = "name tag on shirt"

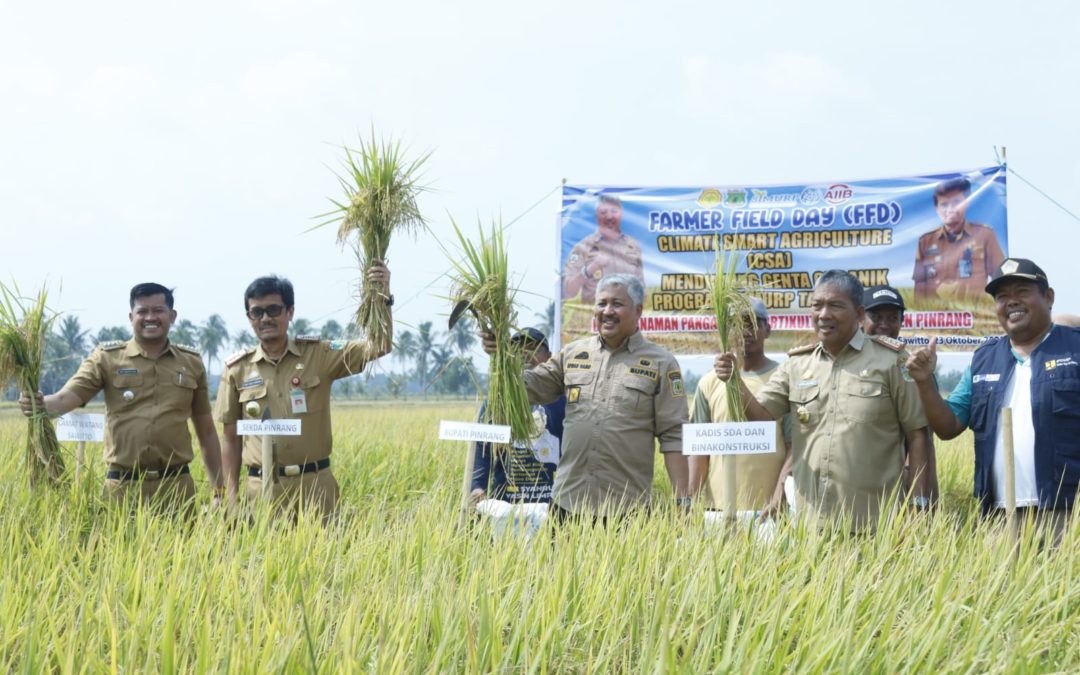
[290,389,308,414]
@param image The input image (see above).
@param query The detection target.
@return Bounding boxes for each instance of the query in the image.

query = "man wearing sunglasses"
[214,261,393,519]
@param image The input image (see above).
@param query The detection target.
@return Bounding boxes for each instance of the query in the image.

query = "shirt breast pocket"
[790,385,821,427]
[618,377,656,414]
[840,377,890,423]
[109,374,143,407]
[300,375,325,413]
[238,385,268,418]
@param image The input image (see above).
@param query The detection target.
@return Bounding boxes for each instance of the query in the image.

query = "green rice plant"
[708,248,757,423]
[0,283,64,485]
[446,219,537,444]
[318,131,428,347]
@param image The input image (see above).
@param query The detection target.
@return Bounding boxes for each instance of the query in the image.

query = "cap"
[863,285,905,311]
[985,258,1048,296]
[747,297,769,321]
[511,327,548,347]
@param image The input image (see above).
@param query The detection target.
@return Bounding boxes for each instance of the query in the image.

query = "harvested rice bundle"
[0,283,65,485]
[708,248,758,423]
[320,132,427,346]
[447,220,537,443]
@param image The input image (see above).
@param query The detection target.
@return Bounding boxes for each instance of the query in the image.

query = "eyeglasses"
[246,304,286,320]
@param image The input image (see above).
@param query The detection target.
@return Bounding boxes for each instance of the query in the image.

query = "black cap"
[863,285,905,311]
[985,258,1049,296]
[511,327,548,348]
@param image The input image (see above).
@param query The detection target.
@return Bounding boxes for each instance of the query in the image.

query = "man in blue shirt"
[906,258,1080,538]
[471,328,566,504]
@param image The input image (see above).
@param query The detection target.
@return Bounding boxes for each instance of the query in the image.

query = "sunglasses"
[246,304,286,320]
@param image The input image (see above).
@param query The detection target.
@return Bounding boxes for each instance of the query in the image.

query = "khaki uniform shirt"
[214,337,378,467]
[64,339,209,469]
[913,221,1005,300]
[563,231,645,303]
[754,330,927,531]
[523,331,687,515]
[691,364,792,510]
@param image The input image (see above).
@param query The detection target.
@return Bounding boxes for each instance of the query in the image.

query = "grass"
[0,404,1078,672]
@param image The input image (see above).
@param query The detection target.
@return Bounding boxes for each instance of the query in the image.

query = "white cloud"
[75,64,158,117]
[242,53,344,103]
[0,64,56,96]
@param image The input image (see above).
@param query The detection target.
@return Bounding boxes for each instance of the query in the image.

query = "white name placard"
[237,419,302,436]
[682,421,777,456]
[439,421,512,444]
[56,413,106,442]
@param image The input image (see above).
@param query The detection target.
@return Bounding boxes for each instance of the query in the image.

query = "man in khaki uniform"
[487,273,689,520]
[215,263,392,519]
[689,298,791,514]
[913,177,1005,301]
[20,283,224,510]
[562,195,645,304]
[715,271,933,532]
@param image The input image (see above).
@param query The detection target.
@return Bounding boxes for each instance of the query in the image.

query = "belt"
[106,464,190,482]
[248,458,330,478]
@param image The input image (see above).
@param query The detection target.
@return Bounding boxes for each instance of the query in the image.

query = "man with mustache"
[714,271,933,532]
[214,262,392,519]
[562,195,645,304]
[19,283,224,511]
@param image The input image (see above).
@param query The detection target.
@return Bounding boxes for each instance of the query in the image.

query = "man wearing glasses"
[214,262,392,518]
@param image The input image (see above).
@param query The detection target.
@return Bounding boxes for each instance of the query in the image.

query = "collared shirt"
[755,330,928,531]
[64,339,210,469]
[523,331,688,515]
[691,363,792,510]
[214,337,380,467]
[562,231,645,303]
[913,221,1005,299]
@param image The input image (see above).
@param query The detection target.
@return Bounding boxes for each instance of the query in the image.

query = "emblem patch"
[668,371,685,397]
[567,386,581,404]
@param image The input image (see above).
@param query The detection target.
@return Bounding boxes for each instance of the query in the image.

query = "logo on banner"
[724,189,747,207]
[825,184,853,204]
[698,188,722,208]
[799,187,823,205]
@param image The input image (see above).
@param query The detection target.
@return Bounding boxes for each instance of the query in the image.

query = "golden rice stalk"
[708,248,758,423]
[318,131,428,347]
[0,283,65,485]
[446,219,538,444]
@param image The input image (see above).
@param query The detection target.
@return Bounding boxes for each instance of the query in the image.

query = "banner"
[558,166,1008,354]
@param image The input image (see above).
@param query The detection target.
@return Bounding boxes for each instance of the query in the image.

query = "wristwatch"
[675,496,693,512]
[909,496,932,510]
[384,294,395,307]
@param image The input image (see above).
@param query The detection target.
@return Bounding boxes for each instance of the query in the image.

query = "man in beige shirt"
[483,273,689,521]
[715,271,933,532]
[689,297,791,513]
[562,195,645,304]
[214,263,392,519]
[913,177,1005,301]
[20,283,223,511]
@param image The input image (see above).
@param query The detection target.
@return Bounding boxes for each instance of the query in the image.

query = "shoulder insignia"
[296,334,322,343]
[787,343,816,356]
[225,348,254,367]
[100,340,125,351]
[870,334,904,352]
[174,343,201,355]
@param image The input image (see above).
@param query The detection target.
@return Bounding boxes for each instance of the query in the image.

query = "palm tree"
[395,330,417,373]
[446,315,475,356]
[232,328,257,350]
[321,320,344,340]
[56,316,89,359]
[536,301,555,341]
[415,321,437,392]
[199,314,229,372]
[171,319,198,347]
[94,325,132,344]
[292,318,314,337]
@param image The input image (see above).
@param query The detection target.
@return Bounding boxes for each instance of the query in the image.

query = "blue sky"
[2,0,1077,372]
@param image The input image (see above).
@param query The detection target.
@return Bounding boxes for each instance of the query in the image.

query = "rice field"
[1,402,1078,673]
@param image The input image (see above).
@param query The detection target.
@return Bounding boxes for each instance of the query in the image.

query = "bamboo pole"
[75,440,85,484]
[261,407,274,501]
[460,442,478,528]
[1002,407,1016,540]
[723,455,737,524]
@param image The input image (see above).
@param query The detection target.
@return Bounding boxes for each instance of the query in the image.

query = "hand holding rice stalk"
[319,131,428,347]
[447,220,537,443]
[709,249,758,520]
[0,283,65,485]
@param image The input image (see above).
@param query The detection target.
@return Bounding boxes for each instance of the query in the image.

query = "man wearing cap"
[914,177,1005,301]
[19,283,224,511]
[714,270,934,532]
[562,195,646,304]
[470,328,565,505]
[482,273,690,521]
[863,285,940,502]
[689,298,792,515]
[215,263,392,519]
[906,258,1080,536]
